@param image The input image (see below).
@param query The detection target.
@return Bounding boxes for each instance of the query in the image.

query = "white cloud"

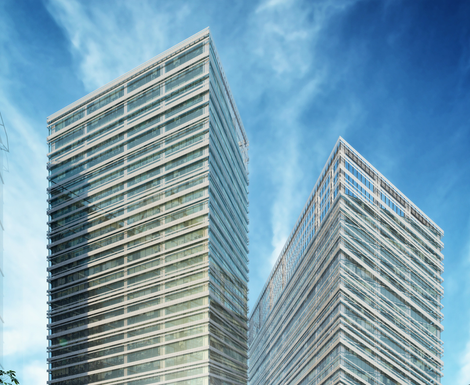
[0,4,48,378]
[45,0,191,91]
[249,0,318,78]
[459,334,470,385]
[265,76,324,267]
[0,95,48,369]
[255,0,295,14]
[457,234,470,385]
[244,0,362,272]
[22,360,48,385]
[246,1,326,272]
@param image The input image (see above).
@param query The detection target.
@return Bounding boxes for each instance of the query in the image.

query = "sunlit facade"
[249,137,443,385]
[47,28,248,385]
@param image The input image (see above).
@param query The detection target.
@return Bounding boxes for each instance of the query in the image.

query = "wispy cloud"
[244,0,362,274]
[255,0,295,14]
[0,4,48,383]
[22,361,48,385]
[249,0,321,80]
[0,99,48,385]
[459,328,470,385]
[45,0,191,91]
[457,232,470,385]
[264,77,323,267]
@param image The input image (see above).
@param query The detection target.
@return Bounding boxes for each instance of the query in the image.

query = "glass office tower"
[47,28,248,385]
[249,137,443,385]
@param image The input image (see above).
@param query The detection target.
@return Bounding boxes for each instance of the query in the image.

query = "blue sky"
[0,0,469,383]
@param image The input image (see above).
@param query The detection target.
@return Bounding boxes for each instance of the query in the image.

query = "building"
[46,28,249,385]
[248,137,443,385]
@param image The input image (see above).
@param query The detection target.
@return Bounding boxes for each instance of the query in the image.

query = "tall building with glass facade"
[47,28,248,385]
[249,137,443,385]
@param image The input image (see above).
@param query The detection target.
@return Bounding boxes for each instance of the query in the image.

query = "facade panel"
[248,138,443,385]
[47,28,248,385]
